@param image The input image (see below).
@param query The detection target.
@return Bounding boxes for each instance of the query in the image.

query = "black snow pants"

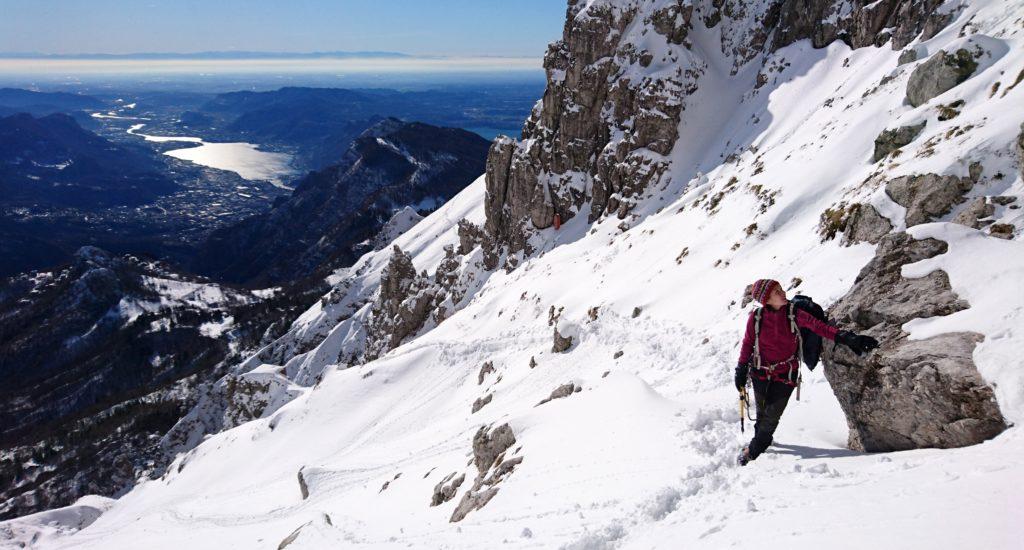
[746,378,794,460]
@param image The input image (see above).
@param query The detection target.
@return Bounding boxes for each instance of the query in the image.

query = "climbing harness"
[750,303,804,401]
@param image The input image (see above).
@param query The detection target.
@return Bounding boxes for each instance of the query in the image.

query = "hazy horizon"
[0,1,566,58]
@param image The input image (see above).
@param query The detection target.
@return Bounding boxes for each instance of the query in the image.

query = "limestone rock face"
[906,49,978,107]
[480,0,952,267]
[872,122,926,163]
[885,173,974,226]
[365,245,438,360]
[771,0,950,52]
[823,233,1006,451]
[482,1,695,264]
[364,243,485,360]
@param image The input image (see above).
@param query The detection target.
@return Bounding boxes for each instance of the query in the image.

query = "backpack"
[790,295,827,370]
[752,294,827,371]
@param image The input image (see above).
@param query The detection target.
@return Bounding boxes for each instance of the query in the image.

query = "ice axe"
[738,387,754,433]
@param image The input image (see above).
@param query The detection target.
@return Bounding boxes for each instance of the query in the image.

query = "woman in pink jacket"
[735,279,878,466]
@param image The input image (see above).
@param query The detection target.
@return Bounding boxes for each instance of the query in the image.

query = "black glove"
[836,330,880,356]
[734,363,748,391]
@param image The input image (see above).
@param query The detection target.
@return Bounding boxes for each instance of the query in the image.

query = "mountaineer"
[735,278,879,466]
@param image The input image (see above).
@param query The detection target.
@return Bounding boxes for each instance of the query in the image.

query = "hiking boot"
[737,447,751,467]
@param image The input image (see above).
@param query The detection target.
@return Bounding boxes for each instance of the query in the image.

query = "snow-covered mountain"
[0,247,280,520]
[3,0,1023,548]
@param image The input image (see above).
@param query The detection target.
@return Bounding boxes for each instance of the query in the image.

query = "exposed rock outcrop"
[482,3,694,263]
[885,173,974,226]
[552,327,573,353]
[477,361,495,385]
[873,122,926,162]
[471,424,515,472]
[897,48,919,65]
[450,423,521,522]
[471,394,493,414]
[770,0,951,53]
[823,233,1006,451]
[364,243,488,360]
[819,202,892,245]
[989,223,1015,239]
[430,472,465,506]
[297,467,310,500]
[906,49,978,107]
[843,203,894,245]
[365,246,437,360]
[479,0,952,267]
[951,197,995,229]
[537,383,581,406]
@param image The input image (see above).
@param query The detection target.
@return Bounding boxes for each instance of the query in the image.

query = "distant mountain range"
[0,246,324,519]
[193,118,489,286]
[0,88,103,112]
[197,86,530,170]
[0,112,176,209]
[0,50,411,60]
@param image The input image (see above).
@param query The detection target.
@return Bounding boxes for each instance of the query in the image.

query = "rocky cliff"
[479,0,958,267]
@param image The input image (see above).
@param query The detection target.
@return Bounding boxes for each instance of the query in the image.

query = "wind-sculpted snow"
[5,0,1024,548]
[160,177,491,457]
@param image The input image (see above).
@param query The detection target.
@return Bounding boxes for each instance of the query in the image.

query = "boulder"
[897,48,918,65]
[906,49,978,107]
[471,394,493,414]
[843,203,893,245]
[989,223,1015,239]
[297,467,310,500]
[819,202,892,245]
[552,327,573,353]
[823,233,1006,451]
[872,122,926,162]
[885,173,974,226]
[951,197,994,229]
[477,361,495,385]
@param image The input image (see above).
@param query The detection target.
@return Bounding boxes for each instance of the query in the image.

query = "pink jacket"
[738,305,839,374]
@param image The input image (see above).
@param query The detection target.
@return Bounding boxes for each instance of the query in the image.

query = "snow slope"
[3,0,1023,548]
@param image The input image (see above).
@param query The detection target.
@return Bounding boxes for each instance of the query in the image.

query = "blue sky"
[0,0,567,57]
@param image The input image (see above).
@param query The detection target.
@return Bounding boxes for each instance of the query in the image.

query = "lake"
[127,124,296,189]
